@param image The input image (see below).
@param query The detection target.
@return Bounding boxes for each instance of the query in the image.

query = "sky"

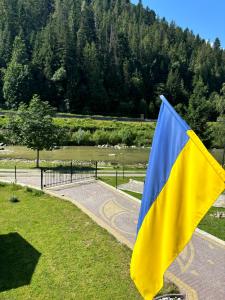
[132,0,225,48]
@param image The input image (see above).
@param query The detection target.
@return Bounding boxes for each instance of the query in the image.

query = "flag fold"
[130,95,225,300]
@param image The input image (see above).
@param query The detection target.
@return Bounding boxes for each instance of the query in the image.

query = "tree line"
[0,0,224,145]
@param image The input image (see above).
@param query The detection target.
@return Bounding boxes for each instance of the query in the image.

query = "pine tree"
[82,42,107,113]
[3,36,32,108]
[213,83,225,149]
[77,0,96,54]
[0,0,225,120]
[187,77,212,146]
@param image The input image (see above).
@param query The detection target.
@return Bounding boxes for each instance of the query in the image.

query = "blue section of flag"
[137,96,190,233]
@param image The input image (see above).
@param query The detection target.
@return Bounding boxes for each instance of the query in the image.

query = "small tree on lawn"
[7,94,65,167]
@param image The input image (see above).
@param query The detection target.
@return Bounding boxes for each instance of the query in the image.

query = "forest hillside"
[0,0,224,130]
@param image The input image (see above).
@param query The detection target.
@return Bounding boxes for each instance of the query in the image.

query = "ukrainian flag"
[130,95,225,300]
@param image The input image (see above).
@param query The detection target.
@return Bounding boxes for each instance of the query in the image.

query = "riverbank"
[0,145,223,168]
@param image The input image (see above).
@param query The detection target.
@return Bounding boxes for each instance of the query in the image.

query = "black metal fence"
[41,161,98,189]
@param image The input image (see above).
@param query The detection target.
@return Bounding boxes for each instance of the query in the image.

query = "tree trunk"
[36,149,40,168]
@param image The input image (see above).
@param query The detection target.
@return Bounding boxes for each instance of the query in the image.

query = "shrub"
[0,131,6,143]
[25,186,44,196]
[119,128,136,146]
[33,190,44,197]
[10,183,21,191]
[92,130,109,145]
[109,131,122,145]
[211,121,225,148]
[72,129,93,145]
[25,186,33,193]
[9,195,19,203]
[134,131,153,146]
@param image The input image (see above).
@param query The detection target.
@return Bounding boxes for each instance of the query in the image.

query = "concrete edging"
[195,228,225,248]
[98,179,141,204]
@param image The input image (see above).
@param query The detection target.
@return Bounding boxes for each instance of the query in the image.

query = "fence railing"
[1,161,147,190]
[41,161,98,189]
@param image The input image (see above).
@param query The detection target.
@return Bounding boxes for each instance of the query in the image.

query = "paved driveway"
[49,181,225,300]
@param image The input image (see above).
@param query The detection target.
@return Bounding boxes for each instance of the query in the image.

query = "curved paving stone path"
[49,181,225,300]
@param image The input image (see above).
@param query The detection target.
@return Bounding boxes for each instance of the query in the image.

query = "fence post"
[70,161,73,183]
[41,168,43,190]
[122,164,125,179]
[95,161,98,179]
[116,169,118,189]
[14,165,17,183]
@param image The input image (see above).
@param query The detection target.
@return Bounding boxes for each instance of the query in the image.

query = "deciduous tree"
[7,94,65,167]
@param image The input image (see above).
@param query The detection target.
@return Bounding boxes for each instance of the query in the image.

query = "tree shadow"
[0,233,41,292]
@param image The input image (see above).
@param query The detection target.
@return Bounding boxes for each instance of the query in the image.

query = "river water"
[0,146,223,166]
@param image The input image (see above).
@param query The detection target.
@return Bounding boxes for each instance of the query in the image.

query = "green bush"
[134,131,152,146]
[4,113,156,146]
[92,130,109,145]
[25,186,33,193]
[10,183,21,191]
[0,130,6,143]
[33,190,44,196]
[9,195,19,203]
[109,131,122,145]
[72,129,93,145]
[25,186,44,196]
[119,128,136,146]
[211,121,225,148]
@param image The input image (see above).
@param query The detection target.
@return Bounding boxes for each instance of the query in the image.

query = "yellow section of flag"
[130,130,225,299]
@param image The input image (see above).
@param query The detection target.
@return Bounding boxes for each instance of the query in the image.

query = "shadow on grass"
[0,233,41,292]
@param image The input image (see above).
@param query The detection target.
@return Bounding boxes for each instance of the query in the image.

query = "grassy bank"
[0,145,150,167]
[0,115,223,148]
[99,176,144,200]
[198,207,225,240]
[0,115,155,147]
[0,183,178,299]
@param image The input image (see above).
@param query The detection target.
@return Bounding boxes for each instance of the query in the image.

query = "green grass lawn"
[198,207,225,240]
[99,177,225,241]
[99,176,144,200]
[0,183,177,299]
[99,176,145,187]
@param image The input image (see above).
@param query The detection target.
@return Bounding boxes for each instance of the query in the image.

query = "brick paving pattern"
[50,181,225,300]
